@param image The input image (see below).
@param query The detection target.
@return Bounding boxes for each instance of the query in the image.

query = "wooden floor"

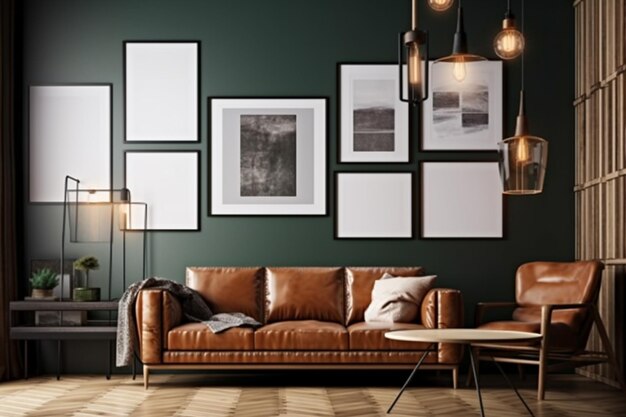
[0,372,624,416]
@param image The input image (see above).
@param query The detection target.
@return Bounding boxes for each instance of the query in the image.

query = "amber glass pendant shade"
[428,0,454,12]
[498,92,548,195]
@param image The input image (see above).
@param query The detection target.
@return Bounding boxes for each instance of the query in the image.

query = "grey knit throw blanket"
[116,277,261,367]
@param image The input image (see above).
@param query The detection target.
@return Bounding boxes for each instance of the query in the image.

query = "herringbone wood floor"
[0,372,624,416]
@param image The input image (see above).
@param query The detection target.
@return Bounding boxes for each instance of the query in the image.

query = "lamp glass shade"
[494,26,525,60]
[428,0,454,11]
[498,135,548,195]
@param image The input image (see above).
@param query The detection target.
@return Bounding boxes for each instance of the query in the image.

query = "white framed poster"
[422,60,503,151]
[210,97,327,215]
[125,41,199,142]
[339,64,409,162]
[124,151,199,231]
[421,161,503,238]
[335,172,413,239]
[29,84,111,203]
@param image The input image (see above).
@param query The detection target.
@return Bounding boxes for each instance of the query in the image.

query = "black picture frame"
[208,96,329,217]
[123,150,201,231]
[123,40,201,144]
[334,171,416,240]
[419,161,506,240]
[337,63,413,164]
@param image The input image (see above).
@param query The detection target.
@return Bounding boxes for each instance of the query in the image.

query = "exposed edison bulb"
[408,42,423,99]
[494,19,525,60]
[452,57,466,82]
[428,0,454,12]
[516,136,530,163]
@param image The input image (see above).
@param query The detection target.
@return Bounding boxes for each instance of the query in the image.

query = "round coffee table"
[385,329,542,417]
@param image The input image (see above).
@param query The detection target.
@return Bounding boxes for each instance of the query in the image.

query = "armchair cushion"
[478,320,578,351]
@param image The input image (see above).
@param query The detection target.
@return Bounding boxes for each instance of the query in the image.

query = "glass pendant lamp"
[434,0,485,82]
[398,0,430,104]
[428,0,454,12]
[498,0,548,195]
[494,0,525,59]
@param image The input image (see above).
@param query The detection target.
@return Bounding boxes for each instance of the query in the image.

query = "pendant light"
[498,0,548,195]
[428,0,454,12]
[494,0,525,59]
[434,0,485,83]
[398,0,430,104]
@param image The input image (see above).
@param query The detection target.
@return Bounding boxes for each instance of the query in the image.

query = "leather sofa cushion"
[348,322,431,350]
[345,267,425,325]
[187,267,264,322]
[168,323,254,350]
[478,320,578,351]
[254,321,349,350]
[265,267,344,323]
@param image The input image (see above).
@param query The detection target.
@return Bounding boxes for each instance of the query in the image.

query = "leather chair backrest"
[513,261,603,348]
[265,267,344,323]
[186,267,265,322]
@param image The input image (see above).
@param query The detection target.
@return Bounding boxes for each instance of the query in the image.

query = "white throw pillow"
[364,275,436,323]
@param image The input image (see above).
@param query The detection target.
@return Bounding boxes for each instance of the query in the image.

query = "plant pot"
[72,287,100,302]
[31,288,54,298]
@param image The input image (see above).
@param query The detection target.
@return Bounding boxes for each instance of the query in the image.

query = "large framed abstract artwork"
[124,41,199,142]
[339,64,409,162]
[422,61,503,151]
[210,97,327,215]
[420,161,503,239]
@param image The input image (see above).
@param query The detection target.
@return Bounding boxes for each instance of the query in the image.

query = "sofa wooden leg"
[143,365,149,390]
[452,367,459,389]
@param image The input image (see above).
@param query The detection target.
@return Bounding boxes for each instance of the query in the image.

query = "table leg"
[56,340,62,381]
[387,343,434,414]
[132,355,136,380]
[491,356,535,416]
[467,345,485,417]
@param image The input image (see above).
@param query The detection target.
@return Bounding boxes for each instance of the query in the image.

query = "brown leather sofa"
[135,267,464,388]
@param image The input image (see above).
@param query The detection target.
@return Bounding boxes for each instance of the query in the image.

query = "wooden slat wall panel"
[574,0,626,388]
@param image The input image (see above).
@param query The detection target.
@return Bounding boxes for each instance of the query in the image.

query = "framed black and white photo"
[125,151,199,231]
[335,172,413,239]
[420,162,503,239]
[339,64,409,162]
[422,61,503,151]
[29,84,111,203]
[210,98,327,215]
[124,41,199,142]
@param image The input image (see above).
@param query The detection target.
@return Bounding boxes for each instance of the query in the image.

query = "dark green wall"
[21,0,574,373]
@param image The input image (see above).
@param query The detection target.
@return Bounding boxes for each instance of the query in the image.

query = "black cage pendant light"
[498,0,548,195]
[434,0,485,82]
[398,0,430,105]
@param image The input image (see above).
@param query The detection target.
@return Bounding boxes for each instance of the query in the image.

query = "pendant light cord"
[521,0,525,91]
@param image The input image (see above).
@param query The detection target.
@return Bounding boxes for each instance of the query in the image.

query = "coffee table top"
[385,328,542,344]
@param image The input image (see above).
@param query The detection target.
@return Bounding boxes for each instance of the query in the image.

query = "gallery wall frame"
[334,171,415,239]
[209,97,328,216]
[28,84,112,203]
[124,150,200,231]
[420,161,505,239]
[338,63,411,163]
[421,60,503,152]
[124,40,200,143]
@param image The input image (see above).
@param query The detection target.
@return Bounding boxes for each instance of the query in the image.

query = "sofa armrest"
[420,288,464,364]
[135,289,183,364]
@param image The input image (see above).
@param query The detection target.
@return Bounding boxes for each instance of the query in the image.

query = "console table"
[9,300,132,380]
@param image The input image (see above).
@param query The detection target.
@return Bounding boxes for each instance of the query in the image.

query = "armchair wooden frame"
[471,301,626,400]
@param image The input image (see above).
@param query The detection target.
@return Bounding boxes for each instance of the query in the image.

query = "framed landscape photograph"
[124,151,199,231]
[124,41,199,142]
[210,97,327,215]
[422,60,502,151]
[420,161,503,239]
[335,172,413,239]
[339,64,409,162]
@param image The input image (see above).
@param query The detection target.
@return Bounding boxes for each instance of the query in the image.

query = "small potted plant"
[73,256,100,301]
[29,268,59,299]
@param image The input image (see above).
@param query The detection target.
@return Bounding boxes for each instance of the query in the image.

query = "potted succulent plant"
[29,268,59,298]
[73,256,101,301]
